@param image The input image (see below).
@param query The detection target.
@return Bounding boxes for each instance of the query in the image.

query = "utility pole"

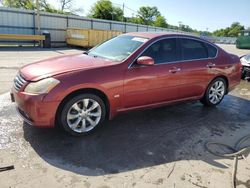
[178,21,183,32]
[36,0,41,34]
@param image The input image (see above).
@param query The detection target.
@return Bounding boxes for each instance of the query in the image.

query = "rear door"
[123,38,182,108]
[177,38,218,99]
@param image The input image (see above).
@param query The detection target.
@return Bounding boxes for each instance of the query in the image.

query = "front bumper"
[11,88,60,127]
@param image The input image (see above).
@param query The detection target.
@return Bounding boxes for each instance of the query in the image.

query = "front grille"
[14,74,27,91]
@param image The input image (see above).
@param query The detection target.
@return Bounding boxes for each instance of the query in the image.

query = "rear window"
[205,43,217,58]
[180,39,208,60]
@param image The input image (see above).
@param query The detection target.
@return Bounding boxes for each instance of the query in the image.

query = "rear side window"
[141,38,178,64]
[205,43,217,58]
[180,39,208,60]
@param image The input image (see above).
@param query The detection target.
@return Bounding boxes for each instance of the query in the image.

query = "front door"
[123,38,182,108]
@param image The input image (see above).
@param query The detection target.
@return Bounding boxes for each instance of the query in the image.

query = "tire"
[200,78,227,107]
[59,94,106,136]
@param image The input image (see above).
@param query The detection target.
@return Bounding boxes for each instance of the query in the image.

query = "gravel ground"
[0,45,250,188]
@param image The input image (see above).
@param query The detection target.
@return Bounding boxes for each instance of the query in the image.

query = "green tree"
[213,22,245,37]
[2,0,80,15]
[154,15,168,28]
[2,0,35,9]
[88,0,123,21]
[137,6,160,25]
[228,22,245,37]
[125,16,140,24]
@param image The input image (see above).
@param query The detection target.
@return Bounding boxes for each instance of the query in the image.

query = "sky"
[48,0,249,32]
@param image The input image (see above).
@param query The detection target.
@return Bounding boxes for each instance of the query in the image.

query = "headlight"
[24,77,60,94]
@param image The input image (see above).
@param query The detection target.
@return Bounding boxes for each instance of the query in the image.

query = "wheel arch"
[200,75,229,106]
[55,88,110,127]
[212,75,229,93]
[201,75,229,99]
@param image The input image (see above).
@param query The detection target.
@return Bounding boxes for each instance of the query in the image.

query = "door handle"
[206,62,216,68]
[169,67,181,73]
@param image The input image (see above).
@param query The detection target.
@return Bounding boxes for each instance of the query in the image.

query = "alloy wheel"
[66,98,102,133]
[208,80,225,104]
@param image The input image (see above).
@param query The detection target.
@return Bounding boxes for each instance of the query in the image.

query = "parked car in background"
[236,30,250,49]
[11,32,241,136]
[240,54,250,79]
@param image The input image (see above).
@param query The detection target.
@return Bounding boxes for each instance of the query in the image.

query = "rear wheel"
[59,94,106,136]
[200,78,226,106]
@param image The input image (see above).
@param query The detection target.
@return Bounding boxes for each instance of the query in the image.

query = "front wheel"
[200,78,226,107]
[59,94,106,136]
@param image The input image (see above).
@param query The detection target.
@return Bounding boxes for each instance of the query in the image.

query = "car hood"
[20,54,118,81]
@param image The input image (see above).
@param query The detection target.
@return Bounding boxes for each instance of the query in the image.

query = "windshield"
[88,35,148,61]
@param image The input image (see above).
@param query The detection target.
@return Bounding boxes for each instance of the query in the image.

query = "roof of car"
[123,32,198,39]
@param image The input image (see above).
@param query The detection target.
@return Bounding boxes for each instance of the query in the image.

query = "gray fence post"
[32,12,36,46]
[33,12,36,35]
[91,19,93,29]
[66,16,69,28]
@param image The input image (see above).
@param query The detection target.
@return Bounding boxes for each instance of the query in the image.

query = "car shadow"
[23,95,250,176]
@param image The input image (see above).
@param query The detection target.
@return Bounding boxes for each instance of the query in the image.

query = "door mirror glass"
[137,56,154,66]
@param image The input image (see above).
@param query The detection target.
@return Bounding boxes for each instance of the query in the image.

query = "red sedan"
[11,32,241,136]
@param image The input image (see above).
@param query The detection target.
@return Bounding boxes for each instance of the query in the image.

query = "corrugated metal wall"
[0,7,188,46]
[0,7,237,46]
[0,8,34,35]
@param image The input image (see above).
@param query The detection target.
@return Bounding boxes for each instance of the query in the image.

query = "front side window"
[88,35,148,61]
[180,39,208,60]
[140,38,178,64]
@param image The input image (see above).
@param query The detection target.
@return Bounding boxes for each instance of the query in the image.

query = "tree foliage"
[136,6,160,25]
[88,0,123,21]
[154,15,168,28]
[213,22,245,37]
[2,0,80,14]
[2,0,35,9]
[127,6,168,28]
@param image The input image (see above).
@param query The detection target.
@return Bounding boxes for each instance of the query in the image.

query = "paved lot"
[0,45,250,188]
[0,47,82,94]
[217,44,250,57]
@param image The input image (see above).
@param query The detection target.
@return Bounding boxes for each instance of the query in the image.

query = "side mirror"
[137,56,154,66]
